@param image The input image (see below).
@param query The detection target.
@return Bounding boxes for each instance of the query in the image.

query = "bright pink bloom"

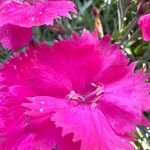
[0,30,150,150]
[0,0,76,50]
[0,0,76,27]
[138,14,150,41]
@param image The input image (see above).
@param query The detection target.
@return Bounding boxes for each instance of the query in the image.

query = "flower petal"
[52,106,134,150]
[25,35,103,95]
[103,64,150,113]
[23,96,134,150]
[93,35,129,84]
[0,1,76,27]
[138,14,150,41]
[0,24,32,50]
[99,100,149,136]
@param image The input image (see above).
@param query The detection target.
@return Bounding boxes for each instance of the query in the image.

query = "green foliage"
[0,46,11,63]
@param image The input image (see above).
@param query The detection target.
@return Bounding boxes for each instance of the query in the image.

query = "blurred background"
[0,0,150,149]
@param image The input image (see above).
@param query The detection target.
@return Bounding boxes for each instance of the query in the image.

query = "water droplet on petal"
[39,108,44,112]
[24,53,28,57]
[45,8,48,12]
[121,139,125,142]
[39,11,42,15]
[31,17,35,21]
[13,65,17,69]
[40,101,45,105]
[31,97,36,100]
[19,57,22,60]
[2,10,5,13]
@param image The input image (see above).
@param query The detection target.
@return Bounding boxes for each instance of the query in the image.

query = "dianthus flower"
[0,0,76,50]
[0,30,150,150]
[138,14,150,41]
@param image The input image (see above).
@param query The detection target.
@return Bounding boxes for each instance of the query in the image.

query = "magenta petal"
[0,49,35,85]
[16,134,35,150]
[1,122,79,150]
[0,29,150,149]
[53,106,134,150]
[103,64,150,112]
[138,14,150,41]
[23,96,134,150]
[94,36,129,84]
[0,0,76,51]
[100,100,149,136]
[1,96,79,150]
[0,1,76,27]
[23,96,67,116]
[25,38,102,95]
[26,118,80,150]
[0,24,32,50]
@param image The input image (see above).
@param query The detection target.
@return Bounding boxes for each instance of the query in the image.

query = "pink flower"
[138,14,150,41]
[0,30,150,150]
[0,0,76,50]
[0,24,32,50]
[0,0,76,27]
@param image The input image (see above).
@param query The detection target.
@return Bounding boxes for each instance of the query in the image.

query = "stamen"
[84,83,104,100]
[66,90,85,102]
[66,83,104,107]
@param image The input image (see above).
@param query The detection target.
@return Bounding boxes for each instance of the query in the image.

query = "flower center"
[66,83,104,107]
